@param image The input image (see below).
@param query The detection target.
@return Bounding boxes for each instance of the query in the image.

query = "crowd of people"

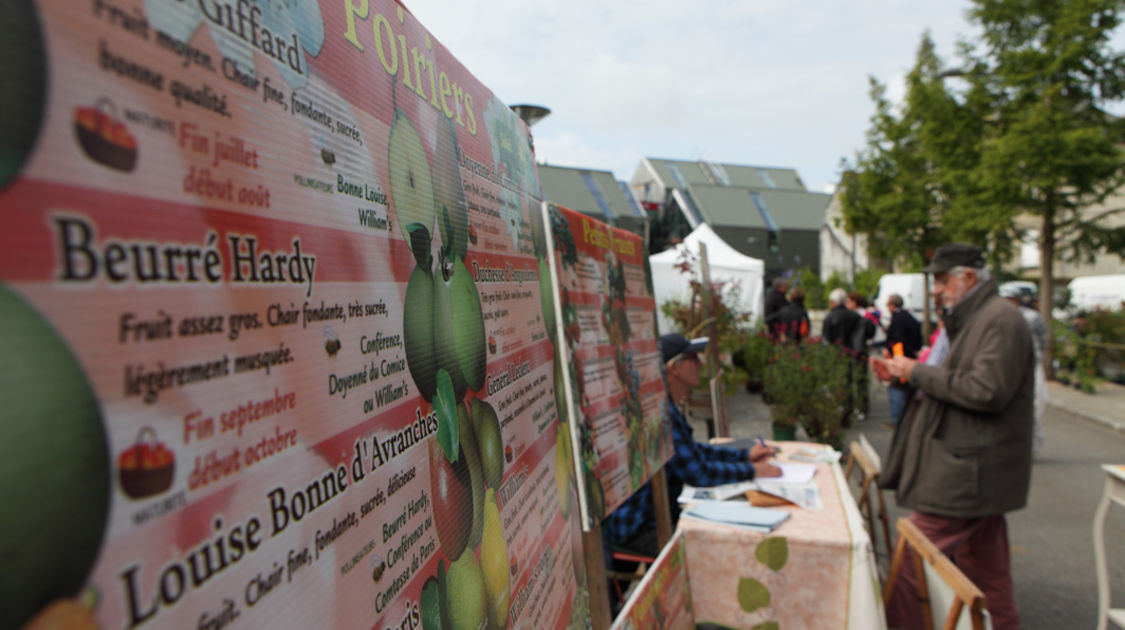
[602,242,1044,629]
[766,243,1043,630]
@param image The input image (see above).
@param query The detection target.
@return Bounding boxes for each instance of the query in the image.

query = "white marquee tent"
[649,224,765,335]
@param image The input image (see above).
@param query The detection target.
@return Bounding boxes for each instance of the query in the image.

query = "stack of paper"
[772,462,817,484]
[677,480,759,503]
[681,500,791,533]
[788,447,843,464]
[755,480,823,510]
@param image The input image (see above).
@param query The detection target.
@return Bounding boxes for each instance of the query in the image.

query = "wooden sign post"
[698,242,730,437]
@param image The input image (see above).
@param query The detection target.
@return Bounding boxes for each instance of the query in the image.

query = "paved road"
[850,390,1125,629]
[709,382,1125,628]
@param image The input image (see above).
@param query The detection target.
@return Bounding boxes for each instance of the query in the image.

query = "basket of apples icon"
[74,97,137,172]
[118,427,174,499]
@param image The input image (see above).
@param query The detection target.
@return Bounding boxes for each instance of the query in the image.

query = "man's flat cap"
[923,243,986,274]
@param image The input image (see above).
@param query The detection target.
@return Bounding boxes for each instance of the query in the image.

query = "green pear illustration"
[444,550,487,630]
[433,254,486,397]
[404,263,438,401]
[388,109,437,245]
[470,398,503,489]
[0,285,109,629]
[539,257,556,344]
[434,116,468,261]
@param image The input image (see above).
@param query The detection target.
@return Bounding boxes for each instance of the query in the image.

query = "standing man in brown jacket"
[879,243,1034,630]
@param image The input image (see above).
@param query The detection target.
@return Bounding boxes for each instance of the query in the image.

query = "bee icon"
[324,327,341,357]
[371,554,386,583]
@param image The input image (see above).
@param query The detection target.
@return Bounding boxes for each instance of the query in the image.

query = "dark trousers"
[841,356,869,426]
[885,512,1019,630]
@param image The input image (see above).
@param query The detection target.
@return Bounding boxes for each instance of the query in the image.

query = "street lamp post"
[509,104,551,127]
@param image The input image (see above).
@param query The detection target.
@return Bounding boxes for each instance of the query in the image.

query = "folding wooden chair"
[608,546,657,604]
[844,437,893,562]
[884,518,990,630]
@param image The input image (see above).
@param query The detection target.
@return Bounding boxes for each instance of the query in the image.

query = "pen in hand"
[751,436,783,476]
[754,434,779,458]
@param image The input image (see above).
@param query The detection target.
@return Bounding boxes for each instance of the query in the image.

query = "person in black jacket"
[822,288,862,348]
[821,288,871,423]
[883,294,922,425]
[764,277,789,340]
[847,292,876,418]
[764,287,809,343]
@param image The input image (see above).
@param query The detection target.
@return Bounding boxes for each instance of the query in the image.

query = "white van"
[873,273,933,329]
[1068,274,1125,312]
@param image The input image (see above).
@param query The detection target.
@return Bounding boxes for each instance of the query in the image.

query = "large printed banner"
[542,204,669,527]
[0,1,589,629]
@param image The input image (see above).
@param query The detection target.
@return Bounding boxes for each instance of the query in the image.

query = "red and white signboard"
[541,203,669,527]
[0,1,589,629]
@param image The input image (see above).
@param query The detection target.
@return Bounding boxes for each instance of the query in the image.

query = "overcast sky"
[407,0,985,192]
[405,0,987,194]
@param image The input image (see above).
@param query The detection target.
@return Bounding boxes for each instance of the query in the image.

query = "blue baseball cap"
[660,333,708,364]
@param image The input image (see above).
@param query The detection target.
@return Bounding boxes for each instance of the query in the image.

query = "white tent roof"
[650,224,765,335]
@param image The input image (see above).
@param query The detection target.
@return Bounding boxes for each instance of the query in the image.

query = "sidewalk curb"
[1046,401,1125,433]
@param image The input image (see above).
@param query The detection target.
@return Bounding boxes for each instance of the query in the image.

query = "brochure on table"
[0,2,590,628]
[541,203,670,529]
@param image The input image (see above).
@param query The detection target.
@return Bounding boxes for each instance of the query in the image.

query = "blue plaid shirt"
[604,396,757,547]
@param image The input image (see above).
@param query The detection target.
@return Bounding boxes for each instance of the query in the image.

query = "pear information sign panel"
[542,203,670,528]
[610,533,694,630]
[0,1,588,629]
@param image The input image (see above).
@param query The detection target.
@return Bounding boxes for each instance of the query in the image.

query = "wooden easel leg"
[583,527,612,630]
[651,469,673,549]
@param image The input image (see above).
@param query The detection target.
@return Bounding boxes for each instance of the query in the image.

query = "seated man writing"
[604,333,781,558]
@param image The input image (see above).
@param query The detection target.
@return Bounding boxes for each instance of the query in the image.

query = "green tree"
[964,0,1125,377]
[855,268,884,301]
[840,34,963,269]
[795,267,826,309]
[843,3,1125,377]
[647,198,693,256]
[823,270,850,304]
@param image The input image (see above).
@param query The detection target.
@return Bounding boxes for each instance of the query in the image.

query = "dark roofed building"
[630,158,830,279]
[537,164,648,237]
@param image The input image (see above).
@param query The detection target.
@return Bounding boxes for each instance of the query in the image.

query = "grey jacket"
[880,279,1035,517]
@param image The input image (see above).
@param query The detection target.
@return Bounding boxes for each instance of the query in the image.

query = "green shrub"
[762,339,852,446]
[1054,309,1125,389]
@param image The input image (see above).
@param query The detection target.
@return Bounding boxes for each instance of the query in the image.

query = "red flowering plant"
[659,249,754,392]
[739,326,774,392]
[761,338,852,446]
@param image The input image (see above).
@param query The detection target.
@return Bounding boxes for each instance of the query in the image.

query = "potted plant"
[739,327,772,393]
[762,339,851,446]
[659,249,754,394]
[761,342,800,440]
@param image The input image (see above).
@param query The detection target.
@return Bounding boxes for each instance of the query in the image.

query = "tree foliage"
[840,35,962,268]
[965,0,1125,313]
[841,0,1125,376]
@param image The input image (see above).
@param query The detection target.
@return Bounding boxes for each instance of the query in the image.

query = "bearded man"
[880,243,1034,630]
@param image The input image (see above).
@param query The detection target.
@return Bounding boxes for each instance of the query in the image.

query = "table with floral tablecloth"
[677,442,886,630]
